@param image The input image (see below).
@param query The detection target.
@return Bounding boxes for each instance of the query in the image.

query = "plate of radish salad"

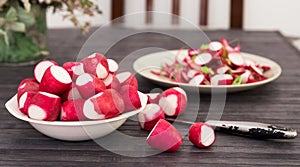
[133,38,282,93]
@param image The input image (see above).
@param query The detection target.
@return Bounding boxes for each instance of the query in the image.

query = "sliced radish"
[228,53,244,67]
[62,62,85,80]
[211,74,233,85]
[34,60,58,83]
[158,87,187,117]
[146,93,161,104]
[250,64,264,76]
[61,84,82,102]
[189,122,216,148]
[28,92,61,121]
[75,73,106,99]
[188,49,199,57]
[146,119,183,152]
[61,99,87,121]
[116,72,138,89]
[209,41,222,51]
[187,70,200,78]
[244,58,256,67]
[230,67,246,75]
[17,78,39,101]
[18,91,36,115]
[119,85,141,112]
[194,53,212,65]
[138,104,165,131]
[216,66,230,74]
[241,70,251,83]
[39,65,72,95]
[103,73,121,90]
[80,53,109,79]
[107,59,119,74]
[189,74,205,85]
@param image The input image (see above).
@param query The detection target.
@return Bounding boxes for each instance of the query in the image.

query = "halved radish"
[103,73,121,90]
[189,74,205,85]
[39,65,72,95]
[228,53,244,67]
[82,93,105,120]
[61,84,82,102]
[146,119,183,152]
[119,85,141,112]
[194,53,212,65]
[80,53,109,79]
[158,87,187,117]
[209,41,222,51]
[28,91,61,121]
[62,62,85,80]
[34,60,58,83]
[241,70,251,83]
[250,64,264,77]
[75,73,106,99]
[189,122,216,148]
[216,66,230,74]
[116,72,138,89]
[146,93,161,104]
[138,104,165,131]
[107,59,119,74]
[211,74,233,85]
[61,99,87,121]
[17,78,39,101]
[18,91,36,115]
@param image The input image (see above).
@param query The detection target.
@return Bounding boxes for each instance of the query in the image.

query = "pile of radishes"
[151,38,272,85]
[17,53,142,121]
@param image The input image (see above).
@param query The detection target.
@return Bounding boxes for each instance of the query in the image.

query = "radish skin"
[116,72,138,89]
[80,53,109,79]
[34,60,58,83]
[75,73,106,99]
[61,99,86,121]
[138,104,165,131]
[62,62,85,80]
[189,122,216,148]
[119,85,141,112]
[18,91,36,115]
[17,78,39,101]
[146,93,161,104]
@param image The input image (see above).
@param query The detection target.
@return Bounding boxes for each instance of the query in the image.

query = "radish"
[83,89,125,119]
[107,59,119,74]
[28,91,61,121]
[116,72,138,89]
[228,53,244,67]
[103,73,121,90]
[119,85,142,112]
[61,84,82,102]
[189,122,216,148]
[244,58,256,67]
[187,70,200,78]
[216,66,230,74]
[188,49,199,57]
[34,60,58,83]
[211,74,233,85]
[17,78,39,101]
[80,53,109,79]
[146,93,161,104]
[146,119,183,152]
[241,70,251,83]
[194,53,212,65]
[61,99,87,121]
[158,87,187,117]
[209,41,222,51]
[188,74,205,85]
[230,67,246,75]
[75,73,106,99]
[18,91,36,115]
[138,104,165,131]
[250,64,264,76]
[62,62,85,80]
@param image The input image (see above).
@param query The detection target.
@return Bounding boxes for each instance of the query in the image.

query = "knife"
[166,118,297,139]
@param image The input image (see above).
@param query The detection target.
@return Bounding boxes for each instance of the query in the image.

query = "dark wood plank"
[230,0,244,28]
[200,0,209,26]
[111,0,124,22]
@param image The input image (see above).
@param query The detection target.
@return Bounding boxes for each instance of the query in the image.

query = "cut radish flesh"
[230,67,246,75]
[34,60,58,83]
[194,53,212,65]
[39,65,72,95]
[28,91,61,121]
[187,70,200,78]
[158,87,187,116]
[116,72,138,89]
[107,59,119,74]
[61,99,86,121]
[80,53,109,79]
[241,70,251,83]
[189,74,205,85]
[18,91,36,115]
[17,78,39,101]
[209,41,222,51]
[146,93,161,104]
[138,103,165,131]
[244,59,256,67]
[250,64,264,76]
[188,49,199,57]
[62,62,85,80]
[216,66,230,74]
[61,84,82,101]
[103,74,121,90]
[228,53,244,67]
[146,119,183,152]
[189,122,216,148]
[75,73,106,99]
[119,85,141,112]
[211,74,233,85]
[83,93,105,120]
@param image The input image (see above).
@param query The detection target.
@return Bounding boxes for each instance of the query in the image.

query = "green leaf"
[17,7,35,27]
[232,75,242,85]
[200,44,209,50]
[0,29,9,46]
[7,22,26,32]
[6,7,18,22]
[201,66,214,75]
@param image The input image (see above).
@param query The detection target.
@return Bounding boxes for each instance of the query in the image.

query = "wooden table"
[1,27,300,166]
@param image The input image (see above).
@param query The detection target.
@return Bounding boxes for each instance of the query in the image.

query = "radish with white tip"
[61,99,87,121]
[189,122,216,148]
[107,59,119,74]
[18,91,37,115]
[228,53,244,67]
[17,78,39,101]
[146,93,161,104]
[103,73,121,90]
[80,53,109,79]
[211,74,233,85]
[34,60,58,83]
[116,72,138,89]
[62,62,85,80]
[75,73,106,99]
[158,87,187,117]
[120,85,141,112]
[146,119,183,152]
[39,65,72,95]
[138,103,165,131]
[189,74,205,85]
[28,91,61,121]
[61,84,82,102]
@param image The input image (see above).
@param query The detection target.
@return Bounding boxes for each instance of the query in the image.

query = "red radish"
[75,73,106,99]
[158,87,187,117]
[107,59,119,74]
[39,65,72,95]
[116,72,138,89]
[188,49,199,57]
[146,119,183,152]
[230,67,246,75]
[18,91,36,115]
[187,70,200,78]
[175,52,189,65]
[261,65,271,71]
[221,38,241,53]
[241,70,251,83]
[61,84,82,101]
[28,91,61,121]
[228,53,244,67]
[146,93,161,104]
[83,89,125,119]
[211,74,233,85]
[34,60,58,83]
[103,73,121,90]
[216,66,230,74]
[61,99,87,121]
[119,85,142,112]
[62,62,85,80]
[189,74,205,85]
[17,78,39,100]
[209,41,222,51]
[138,104,165,131]
[189,122,216,148]
[80,53,109,79]
[194,53,212,65]
[250,64,264,76]
[244,58,256,67]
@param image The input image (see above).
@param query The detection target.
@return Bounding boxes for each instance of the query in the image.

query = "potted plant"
[0,0,100,65]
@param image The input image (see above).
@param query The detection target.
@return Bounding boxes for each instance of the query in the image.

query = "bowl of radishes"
[5,53,148,141]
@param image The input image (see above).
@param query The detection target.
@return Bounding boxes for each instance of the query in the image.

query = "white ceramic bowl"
[5,92,147,141]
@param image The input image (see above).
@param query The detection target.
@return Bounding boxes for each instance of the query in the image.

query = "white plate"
[133,50,282,93]
[5,92,148,141]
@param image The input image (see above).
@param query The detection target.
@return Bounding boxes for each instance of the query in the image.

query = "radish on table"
[189,122,216,148]
[138,103,165,131]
